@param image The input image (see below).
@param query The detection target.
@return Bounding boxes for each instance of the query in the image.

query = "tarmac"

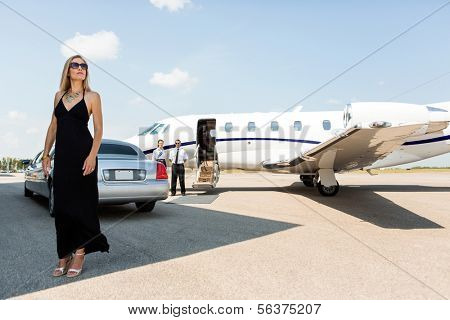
[2,171,450,299]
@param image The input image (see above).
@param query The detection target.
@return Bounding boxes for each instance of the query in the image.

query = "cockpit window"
[152,123,166,134]
[139,123,157,136]
[138,123,167,135]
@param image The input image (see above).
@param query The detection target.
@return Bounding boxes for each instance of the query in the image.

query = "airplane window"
[294,121,302,131]
[248,122,256,132]
[323,120,331,130]
[139,123,158,136]
[271,121,279,131]
[225,122,233,132]
[162,124,170,133]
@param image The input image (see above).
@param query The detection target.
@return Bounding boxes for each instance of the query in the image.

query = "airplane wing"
[262,123,434,172]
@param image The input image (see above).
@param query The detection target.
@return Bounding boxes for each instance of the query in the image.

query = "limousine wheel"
[24,183,33,197]
[135,201,156,213]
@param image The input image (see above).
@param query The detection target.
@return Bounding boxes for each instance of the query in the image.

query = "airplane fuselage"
[126,103,450,174]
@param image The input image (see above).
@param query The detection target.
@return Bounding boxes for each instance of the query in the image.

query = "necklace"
[65,89,83,103]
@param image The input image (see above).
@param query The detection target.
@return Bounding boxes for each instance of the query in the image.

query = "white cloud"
[326,98,342,106]
[60,31,120,61]
[149,0,191,12]
[149,68,198,90]
[25,127,39,135]
[8,110,27,121]
[1,132,19,149]
[128,96,145,105]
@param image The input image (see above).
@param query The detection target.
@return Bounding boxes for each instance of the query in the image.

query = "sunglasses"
[175,142,181,145]
[69,62,88,70]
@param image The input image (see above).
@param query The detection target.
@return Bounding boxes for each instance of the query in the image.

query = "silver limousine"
[24,139,169,216]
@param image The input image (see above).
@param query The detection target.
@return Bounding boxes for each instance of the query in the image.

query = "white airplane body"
[125,101,450,196]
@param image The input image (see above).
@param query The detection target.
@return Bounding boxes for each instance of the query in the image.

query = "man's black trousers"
[171,163,185,194]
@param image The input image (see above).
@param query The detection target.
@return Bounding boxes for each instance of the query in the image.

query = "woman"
[42,54,110,278]
[152,139,167,167]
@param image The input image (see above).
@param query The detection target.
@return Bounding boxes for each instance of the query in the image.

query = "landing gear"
[302,169,340,196]
[317,180,340,196]
[300,175,314,187]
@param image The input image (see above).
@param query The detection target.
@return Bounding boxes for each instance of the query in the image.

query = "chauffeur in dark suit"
[169,139,188,196]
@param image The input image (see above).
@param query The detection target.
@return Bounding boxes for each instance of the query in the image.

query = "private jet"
[125,101,450,196]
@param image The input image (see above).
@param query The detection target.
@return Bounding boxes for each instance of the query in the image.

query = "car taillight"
[156,162,168,180]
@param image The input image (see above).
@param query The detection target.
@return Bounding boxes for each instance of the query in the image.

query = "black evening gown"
[53,89,109,259]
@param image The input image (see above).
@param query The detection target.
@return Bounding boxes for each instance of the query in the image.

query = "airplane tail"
[423,101,450,125]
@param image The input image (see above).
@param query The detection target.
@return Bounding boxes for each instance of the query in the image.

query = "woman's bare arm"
[88,91,103,157]
[43,92,61,156]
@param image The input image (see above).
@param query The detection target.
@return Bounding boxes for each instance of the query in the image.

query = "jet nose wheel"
[300,175,314,187]
[317,181,339,196]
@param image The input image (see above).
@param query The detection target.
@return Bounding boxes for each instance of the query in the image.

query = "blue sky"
[1,0,449,166]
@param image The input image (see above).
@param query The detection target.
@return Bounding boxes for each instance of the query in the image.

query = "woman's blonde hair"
[59,55,91,92]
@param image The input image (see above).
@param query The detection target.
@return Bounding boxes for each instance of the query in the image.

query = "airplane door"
[193,119,220,189]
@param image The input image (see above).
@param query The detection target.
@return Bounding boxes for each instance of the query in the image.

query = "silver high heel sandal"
[66,252,85,278]
[52,254,73,277]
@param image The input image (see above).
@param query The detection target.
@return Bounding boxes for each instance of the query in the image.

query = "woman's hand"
[82,154,96,176]
[43,157,51,177]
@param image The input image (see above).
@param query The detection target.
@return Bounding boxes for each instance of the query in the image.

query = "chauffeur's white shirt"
[169,148,188,164]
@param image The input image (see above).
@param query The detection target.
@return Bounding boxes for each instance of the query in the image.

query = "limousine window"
[99,144,138,156]
[33,151,44,165]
